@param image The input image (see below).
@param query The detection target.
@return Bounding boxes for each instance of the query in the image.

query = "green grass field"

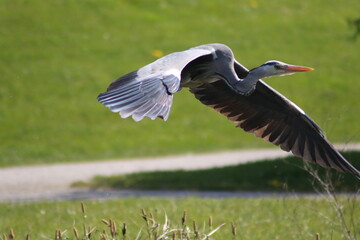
[1,197,359,240]
[1,2,359,239]
[74,151,360,192]
[1,0,360,166]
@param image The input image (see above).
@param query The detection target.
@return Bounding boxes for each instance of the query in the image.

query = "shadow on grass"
[76,151,360,192]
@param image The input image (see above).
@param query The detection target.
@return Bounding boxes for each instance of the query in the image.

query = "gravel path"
[1,143,359,202]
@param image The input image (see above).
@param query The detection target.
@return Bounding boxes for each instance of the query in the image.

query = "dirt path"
[1,143,359,202]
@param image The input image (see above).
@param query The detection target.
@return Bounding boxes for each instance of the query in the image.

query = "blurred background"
[1,0,359,167]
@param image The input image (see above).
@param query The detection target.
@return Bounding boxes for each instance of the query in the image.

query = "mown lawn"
[74,151,360,192]
[1,197,359,240]
[1,0,360,166]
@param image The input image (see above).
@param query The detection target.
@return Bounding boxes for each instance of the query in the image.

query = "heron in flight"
[98,43,360,179]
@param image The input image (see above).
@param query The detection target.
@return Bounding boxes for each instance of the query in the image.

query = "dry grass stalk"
[231,222,236,236]
[201,223,226,240]
[193,220,199,238]
[142,208,150,227]
[122,223,127,237]
[80,202,86,216]
[149,212,158,227]
[315,233,320,240]
[304,162,357,240]
[86,226,96,238]
[110,219,117,237]
[181,211,187,226]
[73,227,79,240]
[101,219,110,226]
[54,229,61,240]
[9,229,15,239]
[25,233,30,240]
[149,212,154,221]
[1,208,227,240]
[80,202,88,239]
[100,232,108,240]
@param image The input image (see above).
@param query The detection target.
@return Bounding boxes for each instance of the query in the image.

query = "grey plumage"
[98,46,212,121]
[98,43,360,179]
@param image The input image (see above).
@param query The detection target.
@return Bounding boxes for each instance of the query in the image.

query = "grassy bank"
[1,0,359,166]
[74,151,360,192]
[1,197,359,240]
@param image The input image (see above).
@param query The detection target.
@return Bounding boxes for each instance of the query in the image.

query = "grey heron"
[98,43,360,179]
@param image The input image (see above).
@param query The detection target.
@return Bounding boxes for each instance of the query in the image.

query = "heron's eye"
[274,65,282,70]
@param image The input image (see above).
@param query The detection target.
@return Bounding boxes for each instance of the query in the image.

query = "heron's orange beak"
[284,65,314,72]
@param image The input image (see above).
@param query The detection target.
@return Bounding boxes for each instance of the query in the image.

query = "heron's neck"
[236,68,265,95]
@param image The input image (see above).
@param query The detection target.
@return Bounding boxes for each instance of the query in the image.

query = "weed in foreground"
[303,162,359,240]
[0,204,226,240]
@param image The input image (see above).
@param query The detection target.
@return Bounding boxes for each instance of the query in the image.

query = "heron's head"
[250,60,314,78]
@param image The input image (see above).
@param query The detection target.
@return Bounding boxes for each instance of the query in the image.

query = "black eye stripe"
[262,61,285,69]
[264,61,279,66]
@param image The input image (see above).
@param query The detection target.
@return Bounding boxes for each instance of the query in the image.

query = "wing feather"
[190,79,360,178]
[98,47,213,121]
[98,74,176,121]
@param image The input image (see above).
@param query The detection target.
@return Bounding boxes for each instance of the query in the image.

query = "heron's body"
[98,43,360,179]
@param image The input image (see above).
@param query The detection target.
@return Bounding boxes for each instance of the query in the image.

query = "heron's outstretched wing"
[190,78,360,178]
[98,48,213,121]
